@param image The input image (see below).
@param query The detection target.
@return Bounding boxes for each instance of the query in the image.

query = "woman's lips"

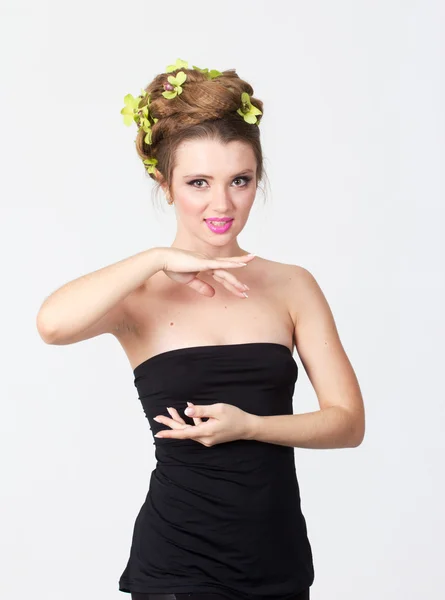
[204,218,234,234]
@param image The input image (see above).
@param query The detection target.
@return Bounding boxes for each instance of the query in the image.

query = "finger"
[205,254,255,269]
[184,403,221,420]
[185,277,216,297]
[217,253,256,265]
[212,268,249,292]
[155,422,211,439]
[212,273,248,298]
[166,406,186,425]
[154,415,189,430]
[170,406,201,427]
[184,403,202,426]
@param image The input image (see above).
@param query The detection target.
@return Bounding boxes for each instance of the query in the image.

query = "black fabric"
[131,590,310,600]
[119,343,315,599]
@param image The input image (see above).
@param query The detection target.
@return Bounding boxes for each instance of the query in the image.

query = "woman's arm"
[36,247,164,345]
[245,406,362,448]
[248,266,365,449]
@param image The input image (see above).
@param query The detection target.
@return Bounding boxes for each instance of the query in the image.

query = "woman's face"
[164,138,258,255]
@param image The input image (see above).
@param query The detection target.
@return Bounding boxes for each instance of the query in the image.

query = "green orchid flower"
[139,98,154,143]
[162,71,187,99]
[140,118,152,144]
[166,58,189,73]
[121,89,159,144]
[236,92,262,124]
[120,93,142,126]
[143,157,158,174]
[141,114,159,144]
[192,65,222,79]
[121,89,150,125]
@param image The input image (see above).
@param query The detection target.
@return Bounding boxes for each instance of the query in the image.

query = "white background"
[1,1,444,598]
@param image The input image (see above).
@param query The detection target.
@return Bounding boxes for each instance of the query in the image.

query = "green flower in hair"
[121,89,159,144]
[140,116,153,145]
[166,58,189,73]
[143,157,158,174]
[237,92,262,124]
[120,93,142,126]
[192,65,222,79]
[121,89,149,125]
[162,71,187,99]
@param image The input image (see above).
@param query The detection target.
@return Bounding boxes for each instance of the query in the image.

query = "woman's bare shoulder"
[255,257,317,320]
[251,255,308,281]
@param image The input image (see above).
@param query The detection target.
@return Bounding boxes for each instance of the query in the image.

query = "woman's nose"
[209,187,233,209]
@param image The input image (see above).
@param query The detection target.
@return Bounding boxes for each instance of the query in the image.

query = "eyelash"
[187,176,252,189]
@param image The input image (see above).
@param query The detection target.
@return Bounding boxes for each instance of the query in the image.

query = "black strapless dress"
[118,342,315,599]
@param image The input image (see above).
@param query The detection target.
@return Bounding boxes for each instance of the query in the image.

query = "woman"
[36,59,365,600]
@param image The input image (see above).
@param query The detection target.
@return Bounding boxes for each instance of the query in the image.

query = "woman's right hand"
[159,247,256,298]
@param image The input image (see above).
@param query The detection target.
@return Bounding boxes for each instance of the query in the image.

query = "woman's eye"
[186,179,207,188]
[233,177,251,186]
[187,177,251,189]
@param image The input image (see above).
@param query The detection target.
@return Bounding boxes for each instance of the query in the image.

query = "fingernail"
[242,292,248,298]
[153,417,161,422]
[184,407,194,416]
[154,432,163,437]
[187,402,194,407]
[244,284,250,290]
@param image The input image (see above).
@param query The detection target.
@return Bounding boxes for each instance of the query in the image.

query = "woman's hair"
[133,66,268,203]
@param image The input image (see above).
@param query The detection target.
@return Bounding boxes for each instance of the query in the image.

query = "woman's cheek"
[177,192,201,216]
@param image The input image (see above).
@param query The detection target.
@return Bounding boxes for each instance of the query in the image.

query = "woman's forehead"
[175,139,256,172]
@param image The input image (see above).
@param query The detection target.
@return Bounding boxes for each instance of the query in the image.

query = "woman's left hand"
[153,403,258,446]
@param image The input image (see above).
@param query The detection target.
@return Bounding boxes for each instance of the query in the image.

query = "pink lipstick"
[204,218,234,234]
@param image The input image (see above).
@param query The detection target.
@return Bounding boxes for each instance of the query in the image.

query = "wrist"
[243,413,262,441]
[150,247,168,272]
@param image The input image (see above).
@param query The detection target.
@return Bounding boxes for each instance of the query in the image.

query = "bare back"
[114,256,297,372]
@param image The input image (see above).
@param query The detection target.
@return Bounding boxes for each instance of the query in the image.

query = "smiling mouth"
[204,218,234,224]
[206,220,233,225]
[204,219,234,233]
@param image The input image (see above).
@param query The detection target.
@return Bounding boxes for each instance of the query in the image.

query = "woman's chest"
[120,261,295,368]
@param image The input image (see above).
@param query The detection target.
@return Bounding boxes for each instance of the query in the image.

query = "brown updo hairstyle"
[134,66,268,205]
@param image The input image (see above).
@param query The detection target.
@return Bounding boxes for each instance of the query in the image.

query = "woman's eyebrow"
[183,169,254,179]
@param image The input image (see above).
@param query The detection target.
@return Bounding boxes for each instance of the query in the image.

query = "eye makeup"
[187,175,253,189]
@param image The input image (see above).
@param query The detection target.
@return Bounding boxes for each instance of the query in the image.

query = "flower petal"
[123,93,136,108]
[162,90,177,99]
[175,71,187,85]
[166,58,189,72]
[122,113,134,126]
[244,113,258,124]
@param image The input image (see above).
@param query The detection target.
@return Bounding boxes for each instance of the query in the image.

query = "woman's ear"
[153,168,173,204]
[154,168,166,190]
[153,167,163,184]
